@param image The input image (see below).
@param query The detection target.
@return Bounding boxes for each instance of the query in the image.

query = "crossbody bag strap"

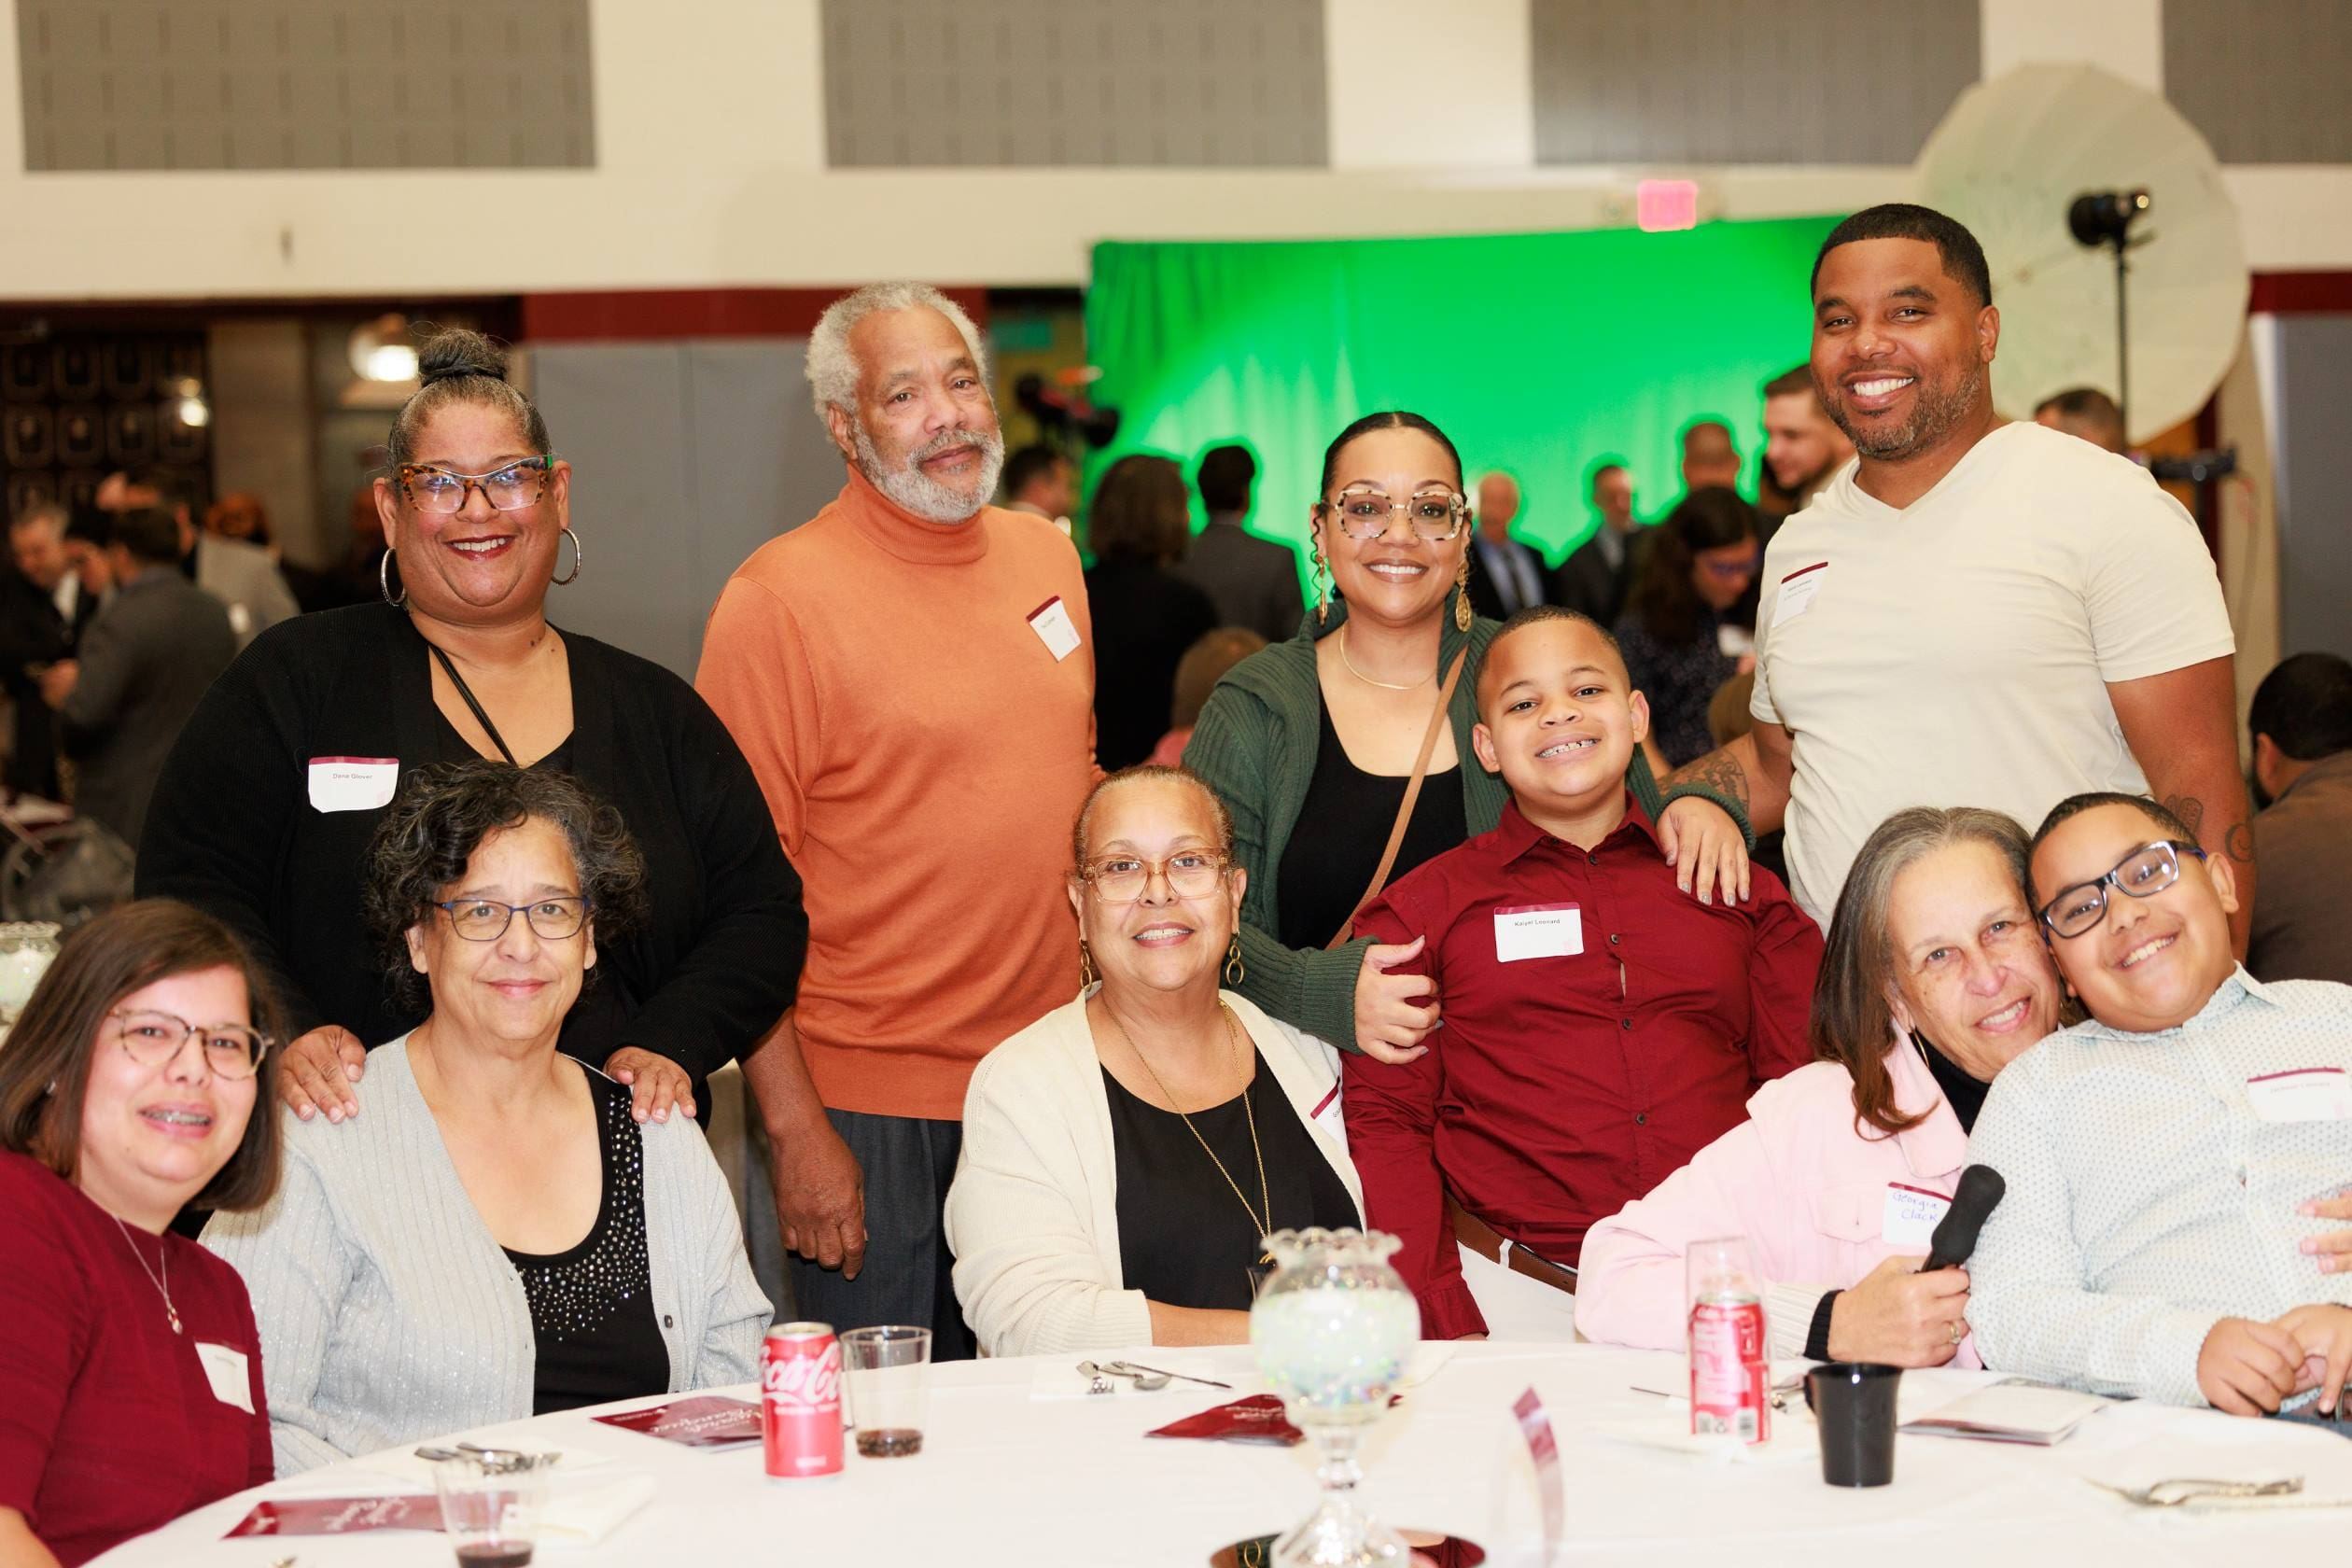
[425,640,520,766]
[1324,643,1470,950]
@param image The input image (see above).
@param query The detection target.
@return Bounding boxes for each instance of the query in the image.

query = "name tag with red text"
[1028,596,1081,661]
[1493,903,1582,962]
[2247,1068,2352,1123]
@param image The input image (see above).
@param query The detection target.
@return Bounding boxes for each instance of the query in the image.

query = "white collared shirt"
[1967,969,2352,1405]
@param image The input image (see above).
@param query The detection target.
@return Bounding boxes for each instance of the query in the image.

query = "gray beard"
[1834,363,1986,461]
[854,421,1006,524]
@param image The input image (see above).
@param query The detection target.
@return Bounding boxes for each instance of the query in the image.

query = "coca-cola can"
[762,1321,844,1478]
[1687,1298,1770,1443]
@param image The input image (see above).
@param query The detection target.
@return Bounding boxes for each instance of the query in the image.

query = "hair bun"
[414,327,509,387]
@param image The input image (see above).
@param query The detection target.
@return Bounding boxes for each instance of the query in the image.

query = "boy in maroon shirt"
[1344,608,1823,1339]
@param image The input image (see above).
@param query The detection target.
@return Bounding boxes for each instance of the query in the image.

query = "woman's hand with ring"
[605,1047,695,1123]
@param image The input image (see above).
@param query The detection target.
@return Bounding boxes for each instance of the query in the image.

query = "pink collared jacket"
[1575,1030,1982,1366]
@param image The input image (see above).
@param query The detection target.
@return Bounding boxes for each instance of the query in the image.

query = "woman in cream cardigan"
[205,763,767,1473]
[946,765,1362,1358]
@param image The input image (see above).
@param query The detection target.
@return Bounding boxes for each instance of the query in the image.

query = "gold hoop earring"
[1453,552,1473,633]
[1311,548,1330,627]
[1079,939,1099,989]
[379,548,406,609]
[552,526,582,587]
[1224,933,1245,987]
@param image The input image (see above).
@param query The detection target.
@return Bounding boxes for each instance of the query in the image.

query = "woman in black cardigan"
[137,329,805,1128]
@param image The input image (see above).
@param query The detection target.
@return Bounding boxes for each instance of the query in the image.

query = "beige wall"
[0,0,2345,298]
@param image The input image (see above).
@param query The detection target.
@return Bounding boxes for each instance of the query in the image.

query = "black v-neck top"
[503,1075,669,1415]
[1105,1051,1359,1311]
[1275,699,1464,949]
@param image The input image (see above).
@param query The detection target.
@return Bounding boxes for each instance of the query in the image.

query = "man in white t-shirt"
[1654,203,2252,947]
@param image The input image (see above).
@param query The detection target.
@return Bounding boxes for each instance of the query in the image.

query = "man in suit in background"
[1001,443,1077,534]
[1174,443,1303,643]
[1464,471,1553,622]
[38,505,236,846]
[97,467,298,649]
[1554,461,1642,625]
[0,503,103,798]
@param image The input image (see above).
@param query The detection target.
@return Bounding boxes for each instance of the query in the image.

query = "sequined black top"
[503,1076,670,1415]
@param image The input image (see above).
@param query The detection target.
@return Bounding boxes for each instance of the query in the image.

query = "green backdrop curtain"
[1083,215,1841,593]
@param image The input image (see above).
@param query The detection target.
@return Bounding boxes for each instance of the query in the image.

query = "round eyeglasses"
[110,1008,273,1081]
[398,456,557,515]
[1319,485,1468,542]
[435,897,590,942]
[2037,839,2205,939]
[1076,850,1231,903]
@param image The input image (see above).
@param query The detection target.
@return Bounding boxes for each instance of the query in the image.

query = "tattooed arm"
[2108,655,2256,958]
[1657,722,1796,904]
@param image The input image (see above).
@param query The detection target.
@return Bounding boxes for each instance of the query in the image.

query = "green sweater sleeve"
[1183,679,1371,1052]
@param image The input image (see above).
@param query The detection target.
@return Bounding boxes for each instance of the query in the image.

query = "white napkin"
[1591,1413,1819,1466]
[539,1472,660,1546]
[1029,1360,1188,1401]
[359,1429,616,1490]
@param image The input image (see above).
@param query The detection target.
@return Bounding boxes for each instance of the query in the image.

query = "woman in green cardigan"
[1184,412,1750,1058]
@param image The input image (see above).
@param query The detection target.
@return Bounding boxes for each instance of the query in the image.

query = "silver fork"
[2087,1477,2303,1507]
[1077,1360,1115,1395]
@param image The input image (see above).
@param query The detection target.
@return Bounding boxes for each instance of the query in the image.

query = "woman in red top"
[0,902,283,1567]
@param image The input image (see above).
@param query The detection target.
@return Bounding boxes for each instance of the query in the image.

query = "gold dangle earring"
[1079,939,1099,989]
[1453,551,1474,633]
[1311,547,1331,626]
[1224,933,1245,987]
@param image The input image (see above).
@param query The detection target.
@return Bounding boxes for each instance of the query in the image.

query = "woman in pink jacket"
[1575,806,2057,1368]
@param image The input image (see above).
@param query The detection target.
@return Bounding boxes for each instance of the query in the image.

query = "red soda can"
[762,1321,844,1477]
[1688,1297,1770,1443]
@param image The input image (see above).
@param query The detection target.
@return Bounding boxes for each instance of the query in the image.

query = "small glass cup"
[427,1449,553,1566]
[0,921,60,1026]
[842,1325,931,1459]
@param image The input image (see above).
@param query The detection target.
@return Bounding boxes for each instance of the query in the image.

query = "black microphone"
[1922,1165,2006,1273]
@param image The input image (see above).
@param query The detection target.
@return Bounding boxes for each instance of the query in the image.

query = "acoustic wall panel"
[821,0,1326,167]
[16,0,595,171]
[2165,0,2352,163]
[1530,0,1979,165]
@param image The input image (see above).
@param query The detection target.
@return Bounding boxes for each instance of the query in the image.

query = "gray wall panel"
[821,0,1326,167]
[2165,0,2352,163]
[1531,0,1979,165]
[2271,314,2352,664]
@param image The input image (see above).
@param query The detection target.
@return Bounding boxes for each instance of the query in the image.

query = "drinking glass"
[427,1449,553,1566]
[1251,1226,1421,1567]
[0,922,59,1026]
[842,1324,931,1458]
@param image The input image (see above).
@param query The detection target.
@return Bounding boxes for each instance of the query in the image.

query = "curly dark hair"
[362,761,649,1015]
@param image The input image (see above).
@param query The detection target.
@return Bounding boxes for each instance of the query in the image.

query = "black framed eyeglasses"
[110,1009,273,1081]
[1318,484,1468,542]
[434,897,589,942]
[2036,839,2205,939]
[398,456,556,515]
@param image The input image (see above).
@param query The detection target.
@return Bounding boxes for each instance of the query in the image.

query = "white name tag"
[2247,1068,2352,1123]
[196,1341,254,1413]
[1027,595,1081,662]
[1493,903,1582,962]
[306,756,399,814]
[1883,1182,1951,1248]
[1771,563,1826,628]
[1309,1083,1347,1150]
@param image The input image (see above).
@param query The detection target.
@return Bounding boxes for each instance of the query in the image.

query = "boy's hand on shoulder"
[2275,1304,2352,1413]
[1354,935,1435,1064]
[2196,1316,2305,1415]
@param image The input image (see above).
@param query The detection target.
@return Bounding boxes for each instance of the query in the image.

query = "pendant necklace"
[110,1211,181,1334]
[1102,1002,1275,1265]
[1337,624,1428,692]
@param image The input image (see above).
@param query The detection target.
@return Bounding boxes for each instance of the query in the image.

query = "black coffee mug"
[1803,1362,1901,1487]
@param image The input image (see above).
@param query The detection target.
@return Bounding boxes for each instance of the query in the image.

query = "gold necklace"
[110,1212,181,1334]
[1337,623,1429,692]
[1099,1001,1274,1263]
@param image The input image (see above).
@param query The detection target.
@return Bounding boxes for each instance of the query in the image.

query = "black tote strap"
[426,640,518,766]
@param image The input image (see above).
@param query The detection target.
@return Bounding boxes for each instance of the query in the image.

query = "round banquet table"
[94,1342,2352,1567]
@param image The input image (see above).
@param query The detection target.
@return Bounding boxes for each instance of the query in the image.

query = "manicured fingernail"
[296,1103,314,1120]
[326,1107,342,1123]
[2303,1238,2317,1251]
[2302,1203,2318,1215]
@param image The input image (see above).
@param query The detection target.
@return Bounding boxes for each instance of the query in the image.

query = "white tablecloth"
[93,1343,2352,1567]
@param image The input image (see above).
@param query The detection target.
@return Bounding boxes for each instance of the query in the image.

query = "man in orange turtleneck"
[697,284,1096,1356]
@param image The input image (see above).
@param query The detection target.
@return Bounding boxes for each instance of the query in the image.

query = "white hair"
[805,282,990,423]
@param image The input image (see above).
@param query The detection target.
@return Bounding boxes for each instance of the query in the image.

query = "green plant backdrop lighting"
[1084,215,1841,597]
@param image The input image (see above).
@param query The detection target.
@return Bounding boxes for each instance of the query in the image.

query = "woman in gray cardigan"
[205,763,769,1474]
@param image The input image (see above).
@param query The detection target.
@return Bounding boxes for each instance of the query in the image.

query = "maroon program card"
[593,1393,763,1449]
[1145,1394,1304,1447]
[225,1495,441,1537]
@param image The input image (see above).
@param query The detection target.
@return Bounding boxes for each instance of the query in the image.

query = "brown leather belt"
[1447,1196,1576,1296]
